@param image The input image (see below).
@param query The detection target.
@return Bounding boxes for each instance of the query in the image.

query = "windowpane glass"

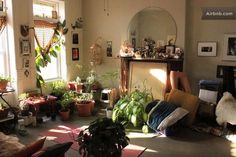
[0,29,8,76]
[40,56,59,80]
[33,3,55,18]
[33,0,63,81]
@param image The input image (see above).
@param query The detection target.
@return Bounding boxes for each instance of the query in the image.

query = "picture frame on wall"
[72,48,79,60]
[223,34,236,61]
[197,41,217,57]
[22,58,30,69]
[0,1,3,11]
[20,39,31,56]
[106,41,112,57]
[72,33,79,44]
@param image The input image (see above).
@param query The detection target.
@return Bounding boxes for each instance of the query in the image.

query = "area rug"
[40,124,146,157]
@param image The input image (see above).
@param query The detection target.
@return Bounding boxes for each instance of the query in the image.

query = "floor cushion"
[167,89,199,126]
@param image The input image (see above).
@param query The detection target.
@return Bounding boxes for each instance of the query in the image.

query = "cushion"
[196,100,216,122]
[199,89,218,104]
[167,89,199,126]
[158,107,189,131]
[11,137,46,157]
[147,100,188,132]
[31,142,73,157]
[0,132,25,157]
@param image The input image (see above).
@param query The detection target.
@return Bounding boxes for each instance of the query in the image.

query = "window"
[0,29,8,76]
[33,0,65,81]
[33,1,56,19]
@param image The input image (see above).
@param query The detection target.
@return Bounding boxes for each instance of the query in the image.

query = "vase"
[59,109,70,121]
[76,101,94,117]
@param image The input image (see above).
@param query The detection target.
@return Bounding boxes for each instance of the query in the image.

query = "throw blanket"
[147,101,188,132]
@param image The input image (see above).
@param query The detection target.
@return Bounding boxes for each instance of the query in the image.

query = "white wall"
[6,0,36,101]
[186,0,236,94]
[82,0,186,87]
[64,0,83,81]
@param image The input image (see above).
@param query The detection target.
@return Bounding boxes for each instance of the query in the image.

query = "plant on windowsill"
[77,117,129,157]
[0,75,11,91]
[50,80,68,99]
[35,20,68,94]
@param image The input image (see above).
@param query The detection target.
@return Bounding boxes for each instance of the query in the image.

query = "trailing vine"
[34,20,68,92]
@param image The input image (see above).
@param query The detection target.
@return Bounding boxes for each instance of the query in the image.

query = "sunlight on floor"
[228,135,236,156]
[45,136,57,140]
[126,132,157,139]
[145,148,158,153]
[49,129,71,134]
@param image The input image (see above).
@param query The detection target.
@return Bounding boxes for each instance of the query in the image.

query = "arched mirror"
[128,7,177,51]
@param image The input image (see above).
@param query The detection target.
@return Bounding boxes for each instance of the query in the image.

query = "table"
[26,95,57,117]
[0,88,17,134]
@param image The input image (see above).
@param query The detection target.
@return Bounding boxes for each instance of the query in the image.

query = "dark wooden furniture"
[120,57,183,93]
[26,95,57,117]
[0,88,17,134]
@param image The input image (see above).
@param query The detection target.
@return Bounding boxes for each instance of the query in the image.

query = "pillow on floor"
[147,100,188,132]
[31,142,73,157]
[167,89,199,126]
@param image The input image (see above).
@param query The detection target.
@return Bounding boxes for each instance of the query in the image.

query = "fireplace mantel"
[120,57,183,94]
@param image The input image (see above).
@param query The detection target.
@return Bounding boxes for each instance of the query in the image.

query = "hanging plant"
[34,20,68,92]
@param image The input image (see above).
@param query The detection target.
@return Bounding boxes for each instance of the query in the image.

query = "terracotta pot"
[0,80,8,91]
[59,109,70,121]
[68,82,76,90]
[76,101,94,117]
[76,84,83,93]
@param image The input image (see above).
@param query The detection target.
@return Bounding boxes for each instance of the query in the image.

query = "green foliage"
[0,75,11,82]
[18,93,29,101]
[77,117,129,157]
[50,80,68,98]
[75,93,93,104]
[100,70,119,88]
[35,20,68,90]
[60,91,77,111]
[112,87,153,129]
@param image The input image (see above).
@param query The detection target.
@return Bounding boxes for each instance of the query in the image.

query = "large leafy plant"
[77,117,129,157]
[35,20,68,92]
[112,86,153,129]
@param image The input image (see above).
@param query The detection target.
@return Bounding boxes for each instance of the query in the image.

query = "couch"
[0,132,72,157]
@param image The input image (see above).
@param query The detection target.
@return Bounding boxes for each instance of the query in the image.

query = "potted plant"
[59,91,76,120]
[0,102,9,119]
[75,93,94,117]
[18,93,30,116]
[0,75,11,91]
[77,117,129,157]
[50,80,68,99]
[112,84,153,133]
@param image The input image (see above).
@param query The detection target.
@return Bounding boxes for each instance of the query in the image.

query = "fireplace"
[120,57,183,99]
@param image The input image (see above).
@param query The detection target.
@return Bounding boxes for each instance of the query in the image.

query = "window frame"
[33,0,65,82]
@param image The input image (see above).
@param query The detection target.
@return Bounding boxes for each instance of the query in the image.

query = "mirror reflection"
[128,7,177,58]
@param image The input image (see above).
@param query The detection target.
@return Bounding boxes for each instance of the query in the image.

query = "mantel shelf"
[120,57,183,63]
